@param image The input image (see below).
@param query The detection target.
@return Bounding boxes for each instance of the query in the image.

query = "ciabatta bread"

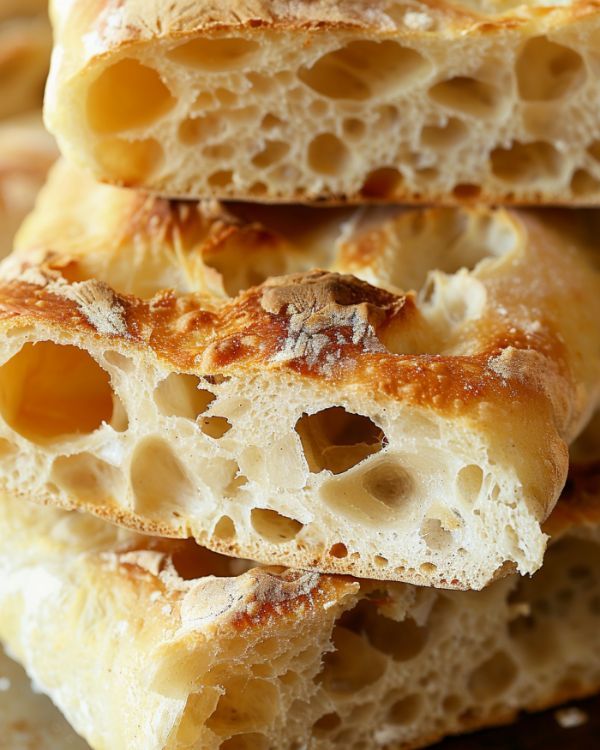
[0,116,57,260]
[0,163,598,589]
[1,417,600,750]
[0,2,50,121]
[0,644,89,750]
[46,0,600,204]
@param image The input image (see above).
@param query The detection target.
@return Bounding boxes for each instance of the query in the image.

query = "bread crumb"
[555,706,588,728]
[0,676,10,691]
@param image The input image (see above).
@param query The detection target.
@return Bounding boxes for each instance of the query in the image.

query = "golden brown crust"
[52,0,600,43]
[0,270,571,418]
[0,164,598,587]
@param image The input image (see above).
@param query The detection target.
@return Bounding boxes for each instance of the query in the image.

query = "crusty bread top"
[0,161,596,587]
[9,162,600,441]
[50,0,600,43]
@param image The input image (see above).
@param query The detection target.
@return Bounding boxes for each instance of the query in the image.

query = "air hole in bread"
[130,437,194,517]
[219,734,269,750]
[248,181,268,197]
[87,59,175,134]
[233,105,261,124]
[307,133,350,176]
[246,72,275,95]
[0,342,116,443]
[206,677,278,734]
[178,115,220,145]
[361,167,403,199]
[374,555,388,567]
[298,40,429,101]
[280,669,301,687]
[208,170,234,188]
[296,407,385,475]
[309,99,329,117]
[192,91,214,110]
[254,637,283,661]
[452,183,481,200]
[468,651,517,700]
[516,36,585,101]
[250,508,303,543]
[200,415,232,439]
[251,140,290,169]
[347,602,430,661]
[420,517,453,551]
[508,613,558,664]
[155,374,215,420]
[428,77,502,119]
[322,461,412,527]
[51,453,120,505]
[213,515,236,540]
[94,137,164,185]
[387,693,423,725]
[224,466,248,497]
[491,140,562,184]
[456,464,484,504]
[343,118,366,141]
[313,712,342,734]
[376,105,400,130]
[329,543,349,558]
[203,143,234,160]
[215,88,237,106]
[319,625,386,694]
[571,169,600,196]
[288,86,307,105]
[170,543,247,580]
[261,113,283,130]
[168,37,259,71]
[362,460,413,507]
[421,118,468,150]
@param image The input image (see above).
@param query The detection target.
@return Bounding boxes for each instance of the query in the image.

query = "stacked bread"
[1,1,600,748]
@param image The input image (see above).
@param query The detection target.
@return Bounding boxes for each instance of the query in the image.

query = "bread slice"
[1,416,600,750]
[45,0,600,204]
[0,644,89,750]
[0,115,58,260]
[0,3,51,121]
[0,160,599,589]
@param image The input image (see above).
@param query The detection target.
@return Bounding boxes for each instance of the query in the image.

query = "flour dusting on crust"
[53,279,128,336]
